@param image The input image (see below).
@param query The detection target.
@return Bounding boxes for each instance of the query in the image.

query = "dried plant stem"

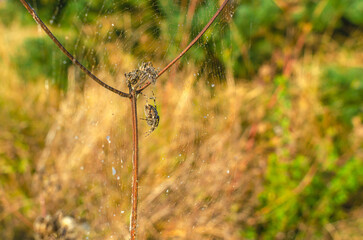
[19,0,231,239]
[19,0,130,98]
[130,92,139,240]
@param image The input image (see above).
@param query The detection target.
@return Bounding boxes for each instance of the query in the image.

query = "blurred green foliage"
[321,67,363,127]
[13,37,71,90]
[253,75,363,238]
[13,34,101,91]
[2,0,363,87]
[258,153,362,239]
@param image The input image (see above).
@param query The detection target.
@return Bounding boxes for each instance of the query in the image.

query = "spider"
[140,92,159,137]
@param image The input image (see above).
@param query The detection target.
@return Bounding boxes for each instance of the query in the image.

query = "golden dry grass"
[1,22,362,240]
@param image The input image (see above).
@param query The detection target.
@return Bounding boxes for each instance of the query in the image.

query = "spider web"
[26,0,238,239]
[4,0,363,239]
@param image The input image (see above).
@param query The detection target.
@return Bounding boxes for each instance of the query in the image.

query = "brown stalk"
[19,0,230,239]
[130,92,139,239]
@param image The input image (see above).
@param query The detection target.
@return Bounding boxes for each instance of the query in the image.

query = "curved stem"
[19,0,130,98]
[137,0,230,93]
[130,92,139,240]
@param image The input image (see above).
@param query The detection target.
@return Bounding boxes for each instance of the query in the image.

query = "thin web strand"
[137,0,231,93]
[19,0,130,98]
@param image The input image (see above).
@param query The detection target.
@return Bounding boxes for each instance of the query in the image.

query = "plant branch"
[19,1,231,239]
[130,92,139,240]
[137,0,230,93]
[19,0,131,98]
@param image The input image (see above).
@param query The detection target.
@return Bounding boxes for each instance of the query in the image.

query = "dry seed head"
[125,62,159,90]
[34,211,88,240]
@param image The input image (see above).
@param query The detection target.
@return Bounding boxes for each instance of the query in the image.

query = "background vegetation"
[0,0,362,239]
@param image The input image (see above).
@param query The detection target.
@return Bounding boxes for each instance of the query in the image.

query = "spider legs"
[140,91,159,137]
